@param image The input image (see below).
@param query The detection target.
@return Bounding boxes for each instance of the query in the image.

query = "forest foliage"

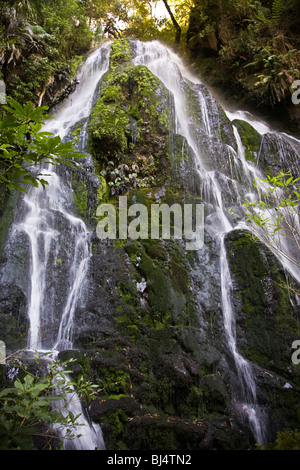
[0,1,189,105]
[187,0,300,114]
[0,351,100,450]
[0,97,84,198]
[1,0,299,113]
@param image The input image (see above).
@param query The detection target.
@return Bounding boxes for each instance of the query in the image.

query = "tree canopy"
[0,0,193,105]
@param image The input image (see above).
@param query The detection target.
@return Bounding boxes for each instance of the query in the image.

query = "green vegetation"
[0,351,99,450]
[2,0,298,124]
[260,429,300,450]
[233,119,261,164]
[0,0,299,453]
[72,177,89,219]
[244,172,300,275]
[88,39,171,196]
[0,0,93,105]
[0,1,192,107]
[0,98,84,197]
[187,0,300,130]
[226,226,300,433]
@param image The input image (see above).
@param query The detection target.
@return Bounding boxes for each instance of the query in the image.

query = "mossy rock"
[122,414,253,450]
[233,119,261,165]
[225,229,300,379]
[0,190,21,257]
[87,40,172,196]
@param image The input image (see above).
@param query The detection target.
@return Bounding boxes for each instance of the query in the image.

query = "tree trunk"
[162,0,181,46]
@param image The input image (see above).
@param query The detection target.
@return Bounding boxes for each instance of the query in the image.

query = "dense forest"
[0,0,300,453]
[1,0,299,130]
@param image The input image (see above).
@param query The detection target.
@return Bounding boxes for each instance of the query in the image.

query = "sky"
[153,1,169,19]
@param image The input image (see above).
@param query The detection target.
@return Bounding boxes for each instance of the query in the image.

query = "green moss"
[138,249,187,327]
[0,190,20,257]
[139,250,156,278]
[226,230,299,375]
[184,83,203,131]
[262,430,300,450]
[87,40,171,194]
[169,259,189,294]
[99,366,131,397]
[227,232,268,318]
[198,374,229,418]
[97,175,110,202]
[88,98,130,160]
[72,177,88,219]
[144,240,168,262]
[244,348,269,365]
[124,240,141,257]
[102,84,121,103]
[109,39,132,68]
[71,121,84,145]
[71,126,82,145]
[69,55,85,81]
[233,119,262,164]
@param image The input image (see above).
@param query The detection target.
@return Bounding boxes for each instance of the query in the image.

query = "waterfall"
[132,39,300,444]
[50,350,105,451]
[228,113,300,287]
[7,43,111,450]
[219,234,267,444]
[1,38,299,449]
[56,376,105,450]
[44,43,111,140]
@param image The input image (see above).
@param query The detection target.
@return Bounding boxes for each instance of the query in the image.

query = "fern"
[272,0,285,20]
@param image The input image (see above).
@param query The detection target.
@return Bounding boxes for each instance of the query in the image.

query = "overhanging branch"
[162,0,181,46]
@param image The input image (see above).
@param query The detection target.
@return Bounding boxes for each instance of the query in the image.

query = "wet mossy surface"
[62,41,240,447]
[87,39,172,197]
[1,38,300,450]
[233,119,300,178]
[226,230,299,366]
[226,230,300,435]
[232,119,261,165]
[65,40,300,449]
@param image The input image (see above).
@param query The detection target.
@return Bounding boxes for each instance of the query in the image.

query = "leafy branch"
[244,172,300,263]
[244,171,300,294]
[0,98,85,194]
[0,350,101,450]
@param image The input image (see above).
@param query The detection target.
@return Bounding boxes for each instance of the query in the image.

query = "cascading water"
[219,234,267,445]
[2,38,299,449]
[132,39,300,444]
[229,111,300,286]
[6,43,112,450]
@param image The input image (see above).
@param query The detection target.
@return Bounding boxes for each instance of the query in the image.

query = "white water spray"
[11,43,112,450]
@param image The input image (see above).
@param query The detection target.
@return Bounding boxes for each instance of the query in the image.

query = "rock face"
[0,39,299,450]
[87,40,172,197]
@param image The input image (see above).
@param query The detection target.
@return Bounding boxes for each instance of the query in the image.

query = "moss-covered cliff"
[0,35,299,450]
[65,39,246,450]
[55,39,300,450]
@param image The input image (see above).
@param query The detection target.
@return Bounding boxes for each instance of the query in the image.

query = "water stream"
[2,39,300,448]
[10,43,111,450]
[132,39,300,444]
